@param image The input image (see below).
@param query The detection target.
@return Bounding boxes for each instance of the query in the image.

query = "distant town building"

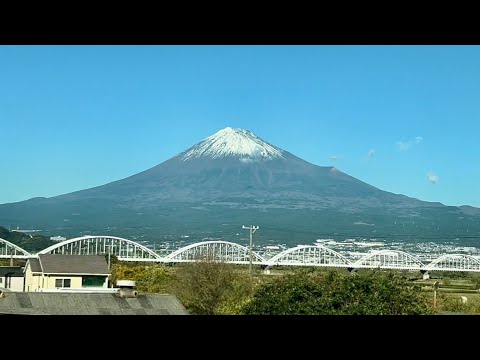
[50,236,67,242]
[24,254,110,292]
[11,227,42,234]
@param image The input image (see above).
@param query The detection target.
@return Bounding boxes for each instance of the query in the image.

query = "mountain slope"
[0,127,478,245]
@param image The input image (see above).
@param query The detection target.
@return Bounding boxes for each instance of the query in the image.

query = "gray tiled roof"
[28,258,42,273]
[0,267,24,277]
[0,292,188,315]
[37,254,109,275]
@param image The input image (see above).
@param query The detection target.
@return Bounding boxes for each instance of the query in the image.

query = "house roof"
[28,258,42,273]
[0,267,24,277]
[34,254,110,275]
[0,292,188,315]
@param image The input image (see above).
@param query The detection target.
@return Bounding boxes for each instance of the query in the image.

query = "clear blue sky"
[1,45,479,207]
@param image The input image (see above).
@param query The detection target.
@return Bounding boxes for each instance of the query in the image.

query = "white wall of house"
[0,276,24,292]
[25,265,108,292]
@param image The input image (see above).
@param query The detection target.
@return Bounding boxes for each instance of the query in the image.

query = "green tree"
[110,263,173,293]
[469,275,480,290]
[136,265,174,293]
[241,269,433,315]
[215,271,255,315]
[170,259,254,315]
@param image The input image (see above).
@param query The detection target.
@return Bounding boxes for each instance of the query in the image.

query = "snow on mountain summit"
[181,127,285,161]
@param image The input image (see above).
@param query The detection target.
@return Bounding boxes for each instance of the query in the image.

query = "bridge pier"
[420,270,430,280]
[347,267,358,273]
[262,264,273,274]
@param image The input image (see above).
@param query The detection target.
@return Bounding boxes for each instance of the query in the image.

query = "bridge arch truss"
[164,241,266,264]
[424,254,480,272]
[353,250,424,270]
[37,236,162,261]
[0,238,31,259]
[266,245,352,267]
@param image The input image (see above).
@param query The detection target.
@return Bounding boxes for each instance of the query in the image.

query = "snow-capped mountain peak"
[181,127,285,161]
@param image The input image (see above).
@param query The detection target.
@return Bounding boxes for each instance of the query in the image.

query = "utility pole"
[242,225,259,276]
[105,244,111,271]
[105,244,112,288]
[433,281,439,309]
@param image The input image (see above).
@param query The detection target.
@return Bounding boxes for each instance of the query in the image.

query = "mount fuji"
[1,127,479,245]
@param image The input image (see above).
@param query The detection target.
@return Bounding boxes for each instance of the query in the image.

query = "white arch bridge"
[3,236,480,273]
[0,238,31,259]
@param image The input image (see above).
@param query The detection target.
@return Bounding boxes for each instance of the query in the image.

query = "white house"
[24,254,110,292]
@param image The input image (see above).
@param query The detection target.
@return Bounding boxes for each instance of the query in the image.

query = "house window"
[82,276,105,287]
[0,278,2,284]
[55,279,71,288]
